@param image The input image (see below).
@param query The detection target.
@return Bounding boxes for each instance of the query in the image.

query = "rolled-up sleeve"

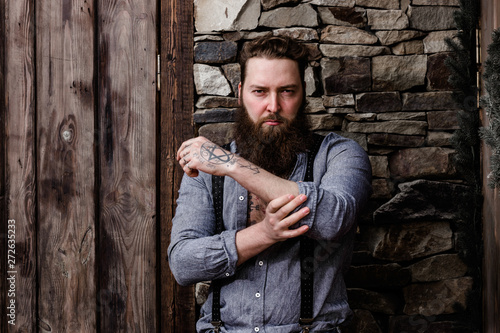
[168,174,239,286]
[296,135,372,241]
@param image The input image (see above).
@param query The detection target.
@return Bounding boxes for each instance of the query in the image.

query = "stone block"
[402,92,460,110]
[369,155,390,178]
[261,0,301,11]
[320,44,390,57]
[273,27,319,41]
[195,281,211,305]
[194,0,260,32]
[305,0,355,5]
[307,114,343,130]
[409,254,468,282]
[305,66,319,96]
[389,316,471,333]
[427,52,454,90]
[198,123,235,146]
[345,120,427,135]
[323,94,355,107]
[347,288,401,315]
[375,30,426,46]
[377,112,426,121]
[373,179,471,223]
[193,108,236,124]
[194,64,232,96]
[423,31,458,53]
[427,110,459,130]
[356,92,402,113]
[346,263,411,288]
[222,63,241,97]
[389,147,456,179]
[320,26,378,44]
[356,0,399,9]
[391,40,424,55]
[362,222,453,261]
[371,178,394,199]
[372,55,427,91]
[259,4,318,28]
[342,309,383,333]
[367,133,425,147]
[426,131,452,147]
[413,0,460,5]
[403,277,474,316]
[305,97,326,113]
[345,113,376,121]
[318,6,366,27]
[321,57,371,94]
[196,96,239,109]
[334,131,368,150]
[408,5,456,31]
[367,9,409,30]
[194,41,238,64]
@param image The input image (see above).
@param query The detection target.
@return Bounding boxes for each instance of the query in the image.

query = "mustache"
[257,114,288,126]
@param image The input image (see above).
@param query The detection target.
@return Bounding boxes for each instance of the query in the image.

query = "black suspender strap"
[211,173,225,332]
[211,142,231,333]
[211,136,324,332]
[299,134,324,332]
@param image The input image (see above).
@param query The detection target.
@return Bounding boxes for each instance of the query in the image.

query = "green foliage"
[444,0,481,188]
[481,28,500,189]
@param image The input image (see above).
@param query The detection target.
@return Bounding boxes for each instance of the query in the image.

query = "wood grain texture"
[0,1,7,332]
[36,0,96,331]
[160,0,196,331]
[98,0,157,331]
[3,1,37,332]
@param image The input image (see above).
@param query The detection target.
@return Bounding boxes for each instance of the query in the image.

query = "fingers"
[264,194,310,241]
[267,194,307,217]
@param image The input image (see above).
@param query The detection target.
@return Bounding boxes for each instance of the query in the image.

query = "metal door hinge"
[157,54,161,92]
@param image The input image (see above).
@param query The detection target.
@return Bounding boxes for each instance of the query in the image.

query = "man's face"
[238,57,304,130]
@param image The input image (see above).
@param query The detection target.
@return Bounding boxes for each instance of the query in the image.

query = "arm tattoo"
[199,142,236,165]
[237,161,260,174]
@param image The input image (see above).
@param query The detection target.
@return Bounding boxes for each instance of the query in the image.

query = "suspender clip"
[300,317,313,333]
[211,320,223,333]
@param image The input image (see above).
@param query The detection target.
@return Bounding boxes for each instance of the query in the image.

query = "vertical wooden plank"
[36,0,96,331]
[98,0,157,331]
[0,0,6,329]
[480,1,500,331]
[159,0,196,331]
[3,1,37,332]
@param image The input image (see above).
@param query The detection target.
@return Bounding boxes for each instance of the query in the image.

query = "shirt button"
[238,196,245,201]
[254,327,260,332]
[255,292,261,298]
[225,273,230,277]
[258,261,264,266]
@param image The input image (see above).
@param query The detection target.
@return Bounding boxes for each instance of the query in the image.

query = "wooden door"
[1,0,195,331]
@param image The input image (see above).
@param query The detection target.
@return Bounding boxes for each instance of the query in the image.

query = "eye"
[252,89,265,95]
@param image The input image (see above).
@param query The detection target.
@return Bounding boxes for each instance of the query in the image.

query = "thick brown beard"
[234,105,313,178]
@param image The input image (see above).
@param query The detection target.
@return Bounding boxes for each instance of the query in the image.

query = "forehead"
[244,57,302,86]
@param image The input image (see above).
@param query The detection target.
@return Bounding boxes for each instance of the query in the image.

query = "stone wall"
[192,0,477,332]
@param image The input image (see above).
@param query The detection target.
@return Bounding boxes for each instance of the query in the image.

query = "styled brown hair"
[239,35,310,85]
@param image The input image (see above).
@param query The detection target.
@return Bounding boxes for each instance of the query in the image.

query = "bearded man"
[168,35,372,333]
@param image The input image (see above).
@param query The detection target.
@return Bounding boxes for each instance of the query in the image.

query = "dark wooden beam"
[159,0,196,331]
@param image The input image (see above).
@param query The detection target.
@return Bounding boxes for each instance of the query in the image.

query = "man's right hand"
[235,193,310,266]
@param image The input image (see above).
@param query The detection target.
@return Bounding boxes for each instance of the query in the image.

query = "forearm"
[228,157,299,203]
[235,223,276,266]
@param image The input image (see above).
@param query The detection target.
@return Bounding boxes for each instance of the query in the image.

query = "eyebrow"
[248,84,300,90]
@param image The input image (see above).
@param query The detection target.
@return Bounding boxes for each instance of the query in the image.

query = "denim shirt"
[168,133,372,333]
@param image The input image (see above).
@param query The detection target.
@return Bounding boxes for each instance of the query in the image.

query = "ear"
[238,82,242,105]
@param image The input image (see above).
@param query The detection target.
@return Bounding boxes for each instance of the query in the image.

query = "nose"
[267,92,281,113]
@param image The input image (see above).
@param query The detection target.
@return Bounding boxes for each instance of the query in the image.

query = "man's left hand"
[177,137,236,177]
